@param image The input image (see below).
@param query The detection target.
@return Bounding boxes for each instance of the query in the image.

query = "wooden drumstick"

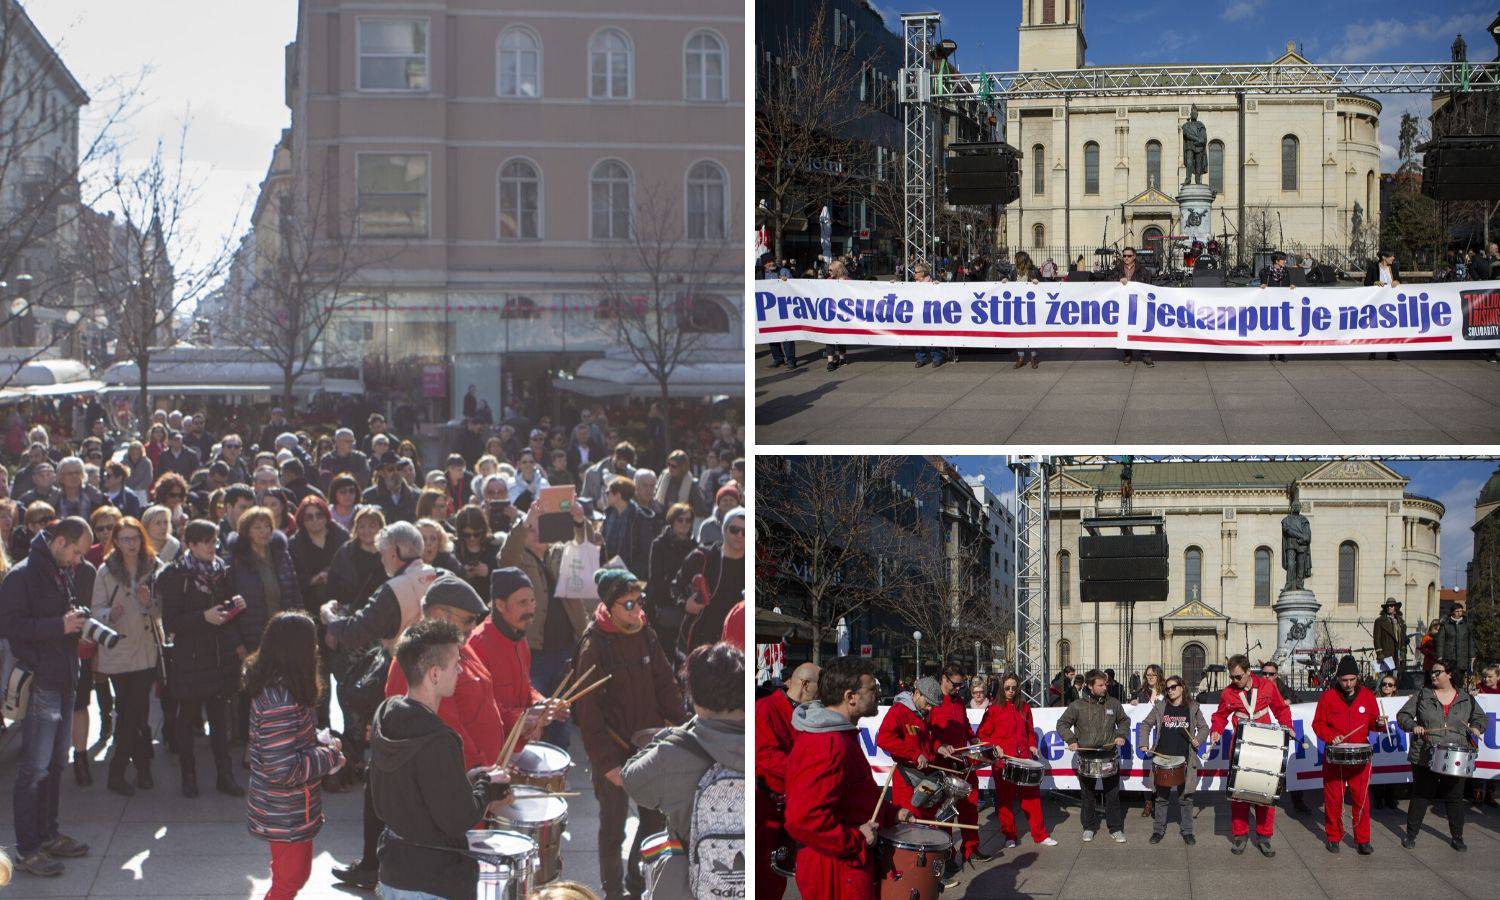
[867,767,895,826]
[495,706,534,769]
[910,818,981,831]
[567,674,615,703]
[559,665,597,702]
[548,667,577,701]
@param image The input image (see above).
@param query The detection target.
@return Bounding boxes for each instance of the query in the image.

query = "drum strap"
[380,826,490,863]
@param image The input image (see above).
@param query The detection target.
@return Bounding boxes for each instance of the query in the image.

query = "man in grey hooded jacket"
[623,642,745,900]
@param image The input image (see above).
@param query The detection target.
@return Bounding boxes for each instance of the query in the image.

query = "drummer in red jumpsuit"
[928,665,988,861]
[469,567,568,755]
[978,673,1056,848]
[875,676,954,820]
[1209,654,1293,857]
[785,657,909,900]
[755,662,819,900]
[1311,654,1386,855]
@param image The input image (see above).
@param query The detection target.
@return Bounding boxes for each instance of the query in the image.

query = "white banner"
[754,278,1500,355]
[857,696,1500,790]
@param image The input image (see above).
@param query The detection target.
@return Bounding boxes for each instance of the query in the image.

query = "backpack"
[679,733,745,899]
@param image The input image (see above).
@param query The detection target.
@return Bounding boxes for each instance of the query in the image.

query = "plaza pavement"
[755,346,1500,444]
[0,694,618,898]
[788,790,1500,899]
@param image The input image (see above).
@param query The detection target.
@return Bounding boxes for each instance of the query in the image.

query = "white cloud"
[1327,5,1490,63]
[870,3,902,31]
[1223,1,1266,23]
[1428,474,1484,588]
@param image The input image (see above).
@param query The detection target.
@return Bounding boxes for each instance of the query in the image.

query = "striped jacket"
[246,684,341,843]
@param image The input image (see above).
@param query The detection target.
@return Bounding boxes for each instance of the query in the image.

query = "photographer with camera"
[0,516,96,877]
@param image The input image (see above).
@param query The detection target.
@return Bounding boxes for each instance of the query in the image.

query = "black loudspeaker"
[1066,270,1093,282]
[945,145,1021,206]
[1397,669,1424,691]
[1421,136,1500,201]
[1077,532,1169,604]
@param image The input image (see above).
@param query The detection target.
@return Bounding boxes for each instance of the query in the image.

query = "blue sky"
[950,456,1499,588]
[868,0,1499,168]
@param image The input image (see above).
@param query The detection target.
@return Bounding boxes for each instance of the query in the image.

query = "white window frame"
[589,158,634,241]
[497,156,544,240]
[356,17,431,93]
[588,27,634,101]
[684,159,729,241]
[355,151,432,239]
[683,29,727,102]
[496,25,543,99]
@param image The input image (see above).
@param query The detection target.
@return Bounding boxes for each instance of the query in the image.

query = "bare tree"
[884,521,998,672]
[755,3,874,261]
[220,172,400,409]
[76,125,236,417]
[0,1,140,385]
[592,181,736,453]
[756,455,942,666]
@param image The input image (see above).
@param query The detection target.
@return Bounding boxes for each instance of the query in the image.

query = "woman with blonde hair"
[416,517,464,577]
[91,516,165,796]
[1006,251,1043,368]
[140,504,180,566]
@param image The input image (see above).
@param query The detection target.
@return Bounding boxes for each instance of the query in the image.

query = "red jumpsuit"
[469,619,544,754]
[875,701,936,818]
[754,689,796,900]
[1311,686,1381,844]
[1210,674,1292,839]
[928,694,980,858]
[785,724,893,900]
[978,702,1050,843]
[384,639,503,770]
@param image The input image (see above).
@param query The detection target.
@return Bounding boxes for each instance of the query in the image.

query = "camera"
[76,609,122,649]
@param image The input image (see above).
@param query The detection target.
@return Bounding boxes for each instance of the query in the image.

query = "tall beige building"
[285,0,743,419]
[1002,0,1380,266]
[1045,460,1442,689]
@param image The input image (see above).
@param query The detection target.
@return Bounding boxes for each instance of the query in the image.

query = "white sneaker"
[1111,831,1127,843]
[1082,830,1095,842]
[1003,839,1017,849]
[1040,837,1059,846]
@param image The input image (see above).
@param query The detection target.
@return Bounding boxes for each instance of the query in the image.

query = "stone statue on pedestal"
[1281,501,1312,591]
[1182,105,1208,186]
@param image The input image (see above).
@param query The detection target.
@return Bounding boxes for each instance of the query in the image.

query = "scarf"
[183,550,227,598]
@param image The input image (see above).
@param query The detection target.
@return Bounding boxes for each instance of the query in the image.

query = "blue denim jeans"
[377,885,443,900]
[13,686,73,855]
[768,341,797,365]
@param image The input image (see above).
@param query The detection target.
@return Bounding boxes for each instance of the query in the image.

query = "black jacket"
[370,696,490,900]
[603,500,655,580]
[363,483,417,524]
[1363,259,1403,286]
[675,543,744,654]
[327,540,386,612]
[103,488,144,519]
[290,523,350,613]
[225,530,304,650]
[0,532,86,691]
[158,446,201,480]
[646,528,697,629]
[158,554,242,700]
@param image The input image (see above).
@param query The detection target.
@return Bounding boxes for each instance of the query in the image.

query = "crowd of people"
[757,642,1497,898]
[0,399,746,899]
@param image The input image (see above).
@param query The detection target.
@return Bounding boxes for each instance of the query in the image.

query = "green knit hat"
[594,567,642,605]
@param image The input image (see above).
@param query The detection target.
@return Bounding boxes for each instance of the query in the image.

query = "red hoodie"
[978,702,1037,758]
[469,617,543,755]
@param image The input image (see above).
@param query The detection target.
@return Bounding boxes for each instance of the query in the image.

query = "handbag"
[345,644,391,719]
[3,660,33,722]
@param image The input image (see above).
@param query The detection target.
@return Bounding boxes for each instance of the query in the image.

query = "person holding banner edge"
[1111,248,1155,366]
[1057,669,1130,843]
[1208,654,1292,857]
[1363,249,1402,360]
[1310,654,1386,854]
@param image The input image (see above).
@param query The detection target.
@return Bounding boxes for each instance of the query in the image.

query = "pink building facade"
[287,0,743,419]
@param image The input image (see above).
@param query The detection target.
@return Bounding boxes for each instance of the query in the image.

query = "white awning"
[98,383,279,396]
[553,358,743,399]
[0,358,94,386]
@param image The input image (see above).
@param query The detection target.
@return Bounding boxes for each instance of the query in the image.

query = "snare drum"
[941,775,974,802]
[467,829,537,900]
[1428,745,1478,778]
[1228,721,1287,806]
[512,741,573,793]
[1150,753,1187,789]
[909,771,946,809]
[1074,752,1118,780]
[1002,757,1044,787]
[876,825,953,900]
[1324,742,1372,767]
[487,786,568,884]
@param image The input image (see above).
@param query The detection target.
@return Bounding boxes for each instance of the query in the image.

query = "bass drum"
[1228,721,1287,806]
[877,824,954,900]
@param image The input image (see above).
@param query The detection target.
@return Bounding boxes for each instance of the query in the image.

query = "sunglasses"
[224,442,241,449]
[1381,682,1396,688]
[303,510,327,521]
[615,599,639,611]
[726,525,744,536]
[1167,682,1183,690]
[1432,669,1448,676]
[460,530,484,540]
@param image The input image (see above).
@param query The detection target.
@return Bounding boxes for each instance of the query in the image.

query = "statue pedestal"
[1272,589,1321,662]
[1176,183,1216,246]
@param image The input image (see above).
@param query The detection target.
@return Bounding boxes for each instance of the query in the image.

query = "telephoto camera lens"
[80,613,122,649]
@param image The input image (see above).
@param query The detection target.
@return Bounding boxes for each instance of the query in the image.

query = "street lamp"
[913,630,923,679]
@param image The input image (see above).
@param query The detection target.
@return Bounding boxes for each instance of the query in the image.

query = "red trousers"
[995,780,1050,842]
[1229,799,1275,838]
[267,840,313,900]
[794,845,875,900]
[756,817,788,900]
[1322,762,1372,843]
[954,780,980,858]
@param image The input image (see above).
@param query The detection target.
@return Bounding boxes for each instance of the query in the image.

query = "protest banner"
[856,696,1500,791]
[754,278,1500,355]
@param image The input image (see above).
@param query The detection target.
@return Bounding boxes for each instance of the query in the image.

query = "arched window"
[1366,171,1375,218]
[1208,140,1225,193]
[1427,582,1436,615]
[1254,546,1272,607]
[501,296,540,319]
[1184,546,1202,603]
[1083,141,1100,195]
[1032,143,1046,195]
[497,27,541,98]
[1058,549,1071,606]
[1182,643,1206,691]
[1032,222,1045,248]
[1141,225,1164,258]
[590,28,632,99]
[686,160,728,240]
[678,294,732,333]
[590,159,632,240]
[684,31,725,101]
[1338,540,1357,604]
[1058,638,1071,669]
[498,158,541,239]
[1282,134,1299,191]
[1146,140,1162,189]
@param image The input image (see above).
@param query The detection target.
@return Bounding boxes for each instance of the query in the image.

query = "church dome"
[1479,465,1500,509]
